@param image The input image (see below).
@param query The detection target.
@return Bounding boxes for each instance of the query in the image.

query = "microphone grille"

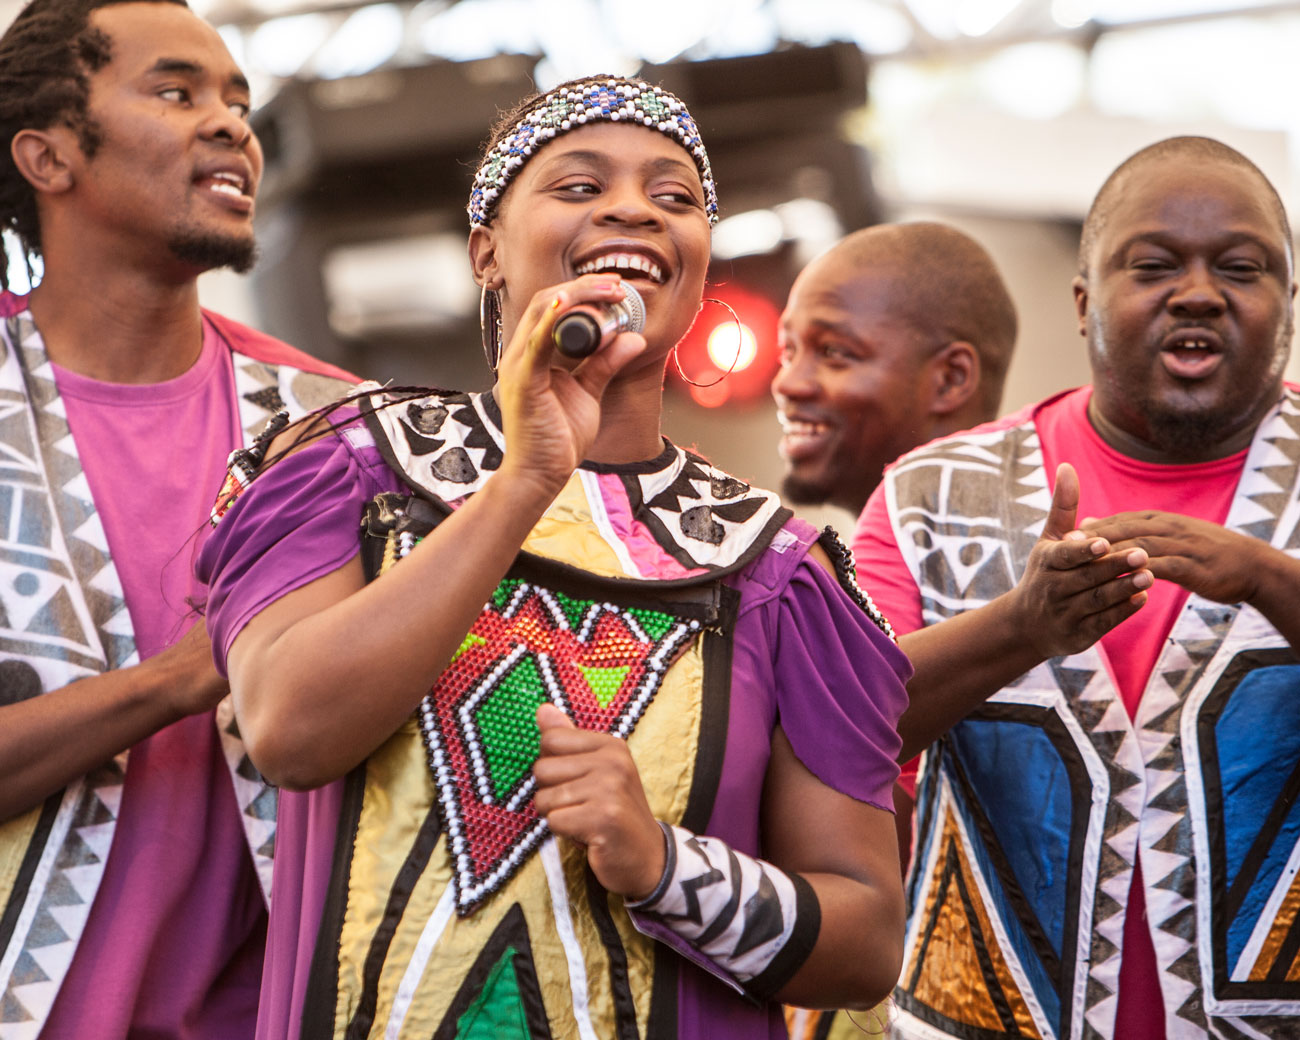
[622,282,646,333]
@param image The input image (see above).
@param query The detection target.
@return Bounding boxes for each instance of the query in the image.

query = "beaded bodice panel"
[418,575,701,914]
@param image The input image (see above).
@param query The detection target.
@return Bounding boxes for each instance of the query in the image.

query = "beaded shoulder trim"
[816,527,896,642]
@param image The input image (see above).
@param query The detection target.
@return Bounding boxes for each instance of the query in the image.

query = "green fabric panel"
[455,947,530,1039]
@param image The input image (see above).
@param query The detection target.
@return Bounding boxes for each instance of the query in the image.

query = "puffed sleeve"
[196,414,404,676]
[772,557,911,813]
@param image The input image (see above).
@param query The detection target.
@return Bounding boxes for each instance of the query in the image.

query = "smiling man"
[772,221,1017,516]
[0,0,352,1035]
[773,222,1018,1040]
[854,137,1300,1040]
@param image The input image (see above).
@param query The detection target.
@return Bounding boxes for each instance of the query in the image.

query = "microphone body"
[552,283,646,358]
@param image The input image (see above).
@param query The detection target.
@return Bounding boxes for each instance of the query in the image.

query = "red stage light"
[669,283,781,408]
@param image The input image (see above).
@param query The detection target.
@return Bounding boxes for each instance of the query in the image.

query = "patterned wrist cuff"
[624,823,820,1002]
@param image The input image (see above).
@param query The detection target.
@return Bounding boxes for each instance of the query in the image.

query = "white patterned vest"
[885,389,1300,1040]
[0,302,354,1035]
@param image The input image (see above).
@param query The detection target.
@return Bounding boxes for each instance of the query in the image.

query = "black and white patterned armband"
[624,822,821,1002]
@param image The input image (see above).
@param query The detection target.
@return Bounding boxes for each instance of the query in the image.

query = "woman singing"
[199,76,908,1040]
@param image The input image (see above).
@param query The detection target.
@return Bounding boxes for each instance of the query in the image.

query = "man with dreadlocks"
[0,0,352,1034]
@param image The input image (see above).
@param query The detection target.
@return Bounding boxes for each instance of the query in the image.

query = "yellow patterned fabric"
[324,510,715,1039]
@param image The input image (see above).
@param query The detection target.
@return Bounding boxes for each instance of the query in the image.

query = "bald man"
[774,223,1017,1040]
[773,221,1018,516]
[855,137,1300,1040]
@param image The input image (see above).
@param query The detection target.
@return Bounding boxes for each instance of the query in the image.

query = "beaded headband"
[467,76,719,228]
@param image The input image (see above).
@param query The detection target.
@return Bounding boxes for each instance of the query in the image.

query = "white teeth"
[576,252,664,283]
[779,418,827,436]
[207,171,247,195]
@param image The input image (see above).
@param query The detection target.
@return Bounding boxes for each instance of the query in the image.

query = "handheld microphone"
[552,283,646,358]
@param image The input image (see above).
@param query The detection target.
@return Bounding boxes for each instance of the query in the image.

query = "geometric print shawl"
[0,304,351,1037]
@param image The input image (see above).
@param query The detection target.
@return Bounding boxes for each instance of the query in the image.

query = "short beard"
[780,471,830,507]
[1141,405,1238,459]
[167,231,258,275]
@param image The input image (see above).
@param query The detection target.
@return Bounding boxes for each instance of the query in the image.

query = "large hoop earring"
[480,283,502,374]
[671,297,744,388]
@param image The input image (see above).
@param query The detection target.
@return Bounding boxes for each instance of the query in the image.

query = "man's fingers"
[1037,533,1117,573]
[1077,593,1147,640]
[1060,561,1154,618]
[1043,462,1081,540]
[1041,540,1147,575]
[1027,547,1151,624]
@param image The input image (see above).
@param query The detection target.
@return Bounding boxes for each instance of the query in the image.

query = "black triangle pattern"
[632,448,782,568]
[1135,391,1300,1037]
[371,390,785,574]
[0,990,32,1024]
[243,384,285,414]
[374,391,500,504]
[9,953,47,989]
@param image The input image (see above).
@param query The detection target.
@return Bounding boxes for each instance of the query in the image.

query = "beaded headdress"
[467,76,719,228]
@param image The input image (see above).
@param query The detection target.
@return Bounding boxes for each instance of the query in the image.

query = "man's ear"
[11,127,78,196]
[927,341,980,417]
[1071,275,1089,337]
[468,224,502,291]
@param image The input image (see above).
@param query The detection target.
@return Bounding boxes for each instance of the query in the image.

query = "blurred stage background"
[5,0,1300,531]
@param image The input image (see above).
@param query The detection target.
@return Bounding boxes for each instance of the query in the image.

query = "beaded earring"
[671,297,745,388]
[480,282,503,374]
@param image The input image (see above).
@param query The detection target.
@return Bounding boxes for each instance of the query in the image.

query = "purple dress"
[199,402,909,1040]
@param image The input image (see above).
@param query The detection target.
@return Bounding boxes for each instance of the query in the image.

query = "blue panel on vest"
[944,765,1062,1031]
[908,755,941,912]
[950,719,1072,955]
[1214,664,1300,968]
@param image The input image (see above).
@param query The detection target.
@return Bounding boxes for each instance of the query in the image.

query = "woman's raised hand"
[532,703,666,900]
[494,274,647,498]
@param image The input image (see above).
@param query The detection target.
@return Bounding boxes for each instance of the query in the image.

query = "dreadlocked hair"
[0,0,188,291]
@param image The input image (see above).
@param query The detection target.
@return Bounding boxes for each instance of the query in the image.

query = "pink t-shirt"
[40,319,266,1039]
[853,385,1249,1040]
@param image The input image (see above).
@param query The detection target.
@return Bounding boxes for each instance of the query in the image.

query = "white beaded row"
[468,76,718,227]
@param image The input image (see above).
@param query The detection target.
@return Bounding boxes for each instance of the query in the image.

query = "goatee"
[168,232,258,275]
[780,472,830,507]
[1141,405,1223,458]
